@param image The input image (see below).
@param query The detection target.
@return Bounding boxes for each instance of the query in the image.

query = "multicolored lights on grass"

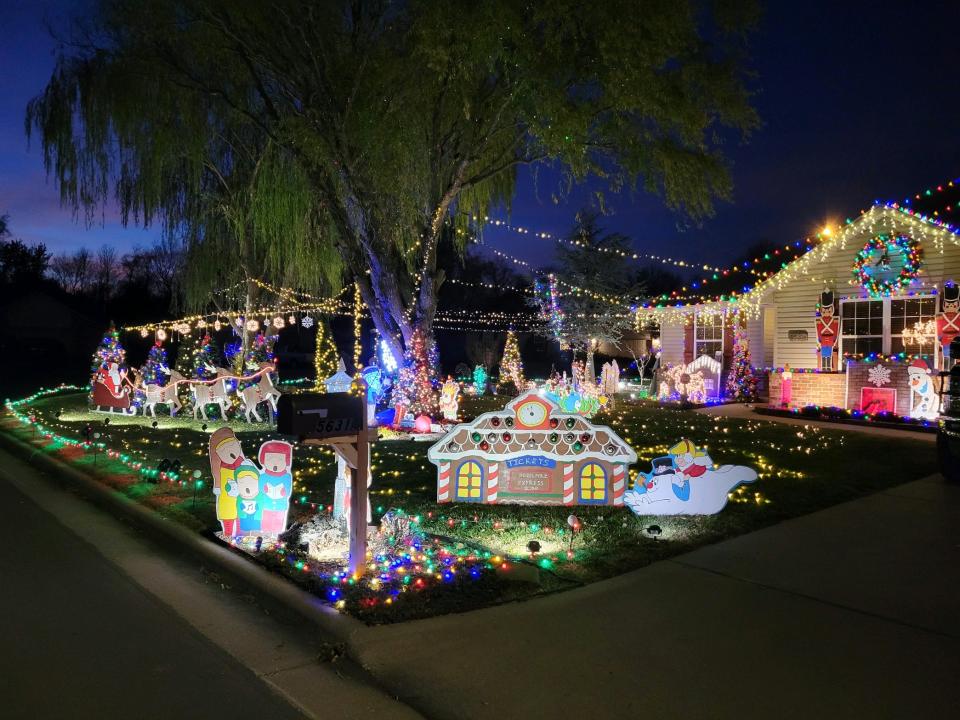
[5,385,187,484]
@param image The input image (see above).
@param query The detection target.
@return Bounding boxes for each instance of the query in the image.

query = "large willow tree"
[27,0,759,362]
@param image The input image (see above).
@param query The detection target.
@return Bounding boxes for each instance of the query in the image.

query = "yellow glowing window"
[456,461,483,500]
[579,463,606,502]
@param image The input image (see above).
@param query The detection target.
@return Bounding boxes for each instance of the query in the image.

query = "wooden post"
[348,408,370,576]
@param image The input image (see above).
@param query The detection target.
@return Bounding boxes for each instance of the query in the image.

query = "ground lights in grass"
[14,387,888,611]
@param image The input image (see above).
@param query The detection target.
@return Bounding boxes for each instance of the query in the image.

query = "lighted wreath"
[852,233,922,298]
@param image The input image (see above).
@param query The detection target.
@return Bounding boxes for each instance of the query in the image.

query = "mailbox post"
[277,391,374,574]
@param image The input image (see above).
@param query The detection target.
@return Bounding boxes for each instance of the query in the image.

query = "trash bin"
[937,338,960,483]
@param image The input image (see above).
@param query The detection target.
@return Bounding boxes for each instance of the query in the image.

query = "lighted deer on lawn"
[192,366,234,421]
[238,362,281,422]
[132,366,186,417]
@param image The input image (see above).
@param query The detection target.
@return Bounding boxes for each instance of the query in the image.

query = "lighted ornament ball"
[567,514,581,532]
[414,415,433,433]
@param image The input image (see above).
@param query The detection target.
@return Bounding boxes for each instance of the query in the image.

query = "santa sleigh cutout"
[91,363,136,414]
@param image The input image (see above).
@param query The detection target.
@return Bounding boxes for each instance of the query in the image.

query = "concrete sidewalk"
[351,474,959,719]
[695,401,937,441]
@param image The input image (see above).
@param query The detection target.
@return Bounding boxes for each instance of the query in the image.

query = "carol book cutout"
[623,440,757,516]
[427,391,636,507]
[209,428,294,537]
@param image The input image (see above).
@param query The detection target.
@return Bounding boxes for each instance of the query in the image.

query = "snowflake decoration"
[867,364,891,387]
[301,316,314,329]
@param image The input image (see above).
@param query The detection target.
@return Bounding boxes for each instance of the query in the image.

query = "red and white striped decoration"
[562,463,575,505]
[438,461,451,503]
[486,462,499,503]
[611,464,626,506]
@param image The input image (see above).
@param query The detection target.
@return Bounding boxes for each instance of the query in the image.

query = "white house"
[643,203,960,416]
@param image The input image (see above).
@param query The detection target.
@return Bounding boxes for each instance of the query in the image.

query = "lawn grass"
[4,389,937,623]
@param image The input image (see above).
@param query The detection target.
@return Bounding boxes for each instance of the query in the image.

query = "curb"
[0,426,365,646]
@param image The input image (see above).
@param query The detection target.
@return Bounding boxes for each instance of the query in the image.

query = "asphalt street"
[0,467,306,720]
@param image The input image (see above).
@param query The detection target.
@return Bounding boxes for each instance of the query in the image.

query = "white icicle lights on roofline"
[635,204,960,326]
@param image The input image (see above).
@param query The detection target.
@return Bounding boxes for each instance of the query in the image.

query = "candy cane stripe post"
[438,461,451,503]
[612,464,626,506]
[563,463,575,505]
[486,462,499,503]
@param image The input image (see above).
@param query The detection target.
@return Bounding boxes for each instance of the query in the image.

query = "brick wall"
[769,362,952,415]
[768,371,845,409]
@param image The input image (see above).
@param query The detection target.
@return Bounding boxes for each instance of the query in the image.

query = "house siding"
[660,321,685,366]
[650,208,960,391]
[771,212,960,369]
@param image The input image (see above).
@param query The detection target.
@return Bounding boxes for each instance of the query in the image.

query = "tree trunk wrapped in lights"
[393,329,437,417]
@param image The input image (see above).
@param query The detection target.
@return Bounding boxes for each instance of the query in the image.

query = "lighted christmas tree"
[89,324,127,404]
[91,325,126,375]
[241,332,277,389]
[313,320,338,389]
[473,365,487,396]
[394,329,437,416]
[173,333,217,407]
[725,324,757,401]
[141,342,169,386]
[498,330,524,394]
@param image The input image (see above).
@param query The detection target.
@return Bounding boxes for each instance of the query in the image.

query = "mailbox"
[277,393,365,439]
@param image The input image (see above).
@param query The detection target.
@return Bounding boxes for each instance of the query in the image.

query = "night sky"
[2,0,959,271]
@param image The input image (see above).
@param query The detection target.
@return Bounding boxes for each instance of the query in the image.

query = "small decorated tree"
[241,332,277,389]
[175,332,221,406]
[91,325,126,376]
[394,329,437,416]
[313,320,338,390]
[141,342,169,386]
[498,330,524,394]
[89,324,128,405]
[472,365,487,396]
[725,324,757,401]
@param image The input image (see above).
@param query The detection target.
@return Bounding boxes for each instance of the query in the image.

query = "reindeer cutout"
[134,365,186,417]
[192,365,234,421]
[238,362,281,422]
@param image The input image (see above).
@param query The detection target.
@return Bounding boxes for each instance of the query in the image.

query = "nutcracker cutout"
[816,290,840,370]
[937,282,960,363]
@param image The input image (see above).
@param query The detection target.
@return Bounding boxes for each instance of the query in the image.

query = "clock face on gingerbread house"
[514,396,551,429]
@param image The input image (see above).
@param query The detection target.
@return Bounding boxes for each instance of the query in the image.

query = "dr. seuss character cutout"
[208,428,294,538]
[816,290,839,370]
[938,282,960,361]
[623,439,757,516]
[427,391,636,507]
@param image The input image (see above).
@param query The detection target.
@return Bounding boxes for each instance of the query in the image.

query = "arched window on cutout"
[579,463,607,504]
[456,461,484,501]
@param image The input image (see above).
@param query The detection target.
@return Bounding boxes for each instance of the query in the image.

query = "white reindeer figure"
[238,362,281,422]
[134,366,186,417]
[191,365,234,421]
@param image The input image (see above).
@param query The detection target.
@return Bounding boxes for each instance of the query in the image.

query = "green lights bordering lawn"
[3,386,938,623]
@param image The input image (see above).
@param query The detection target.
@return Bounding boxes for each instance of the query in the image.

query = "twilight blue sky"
[1,0,959,268]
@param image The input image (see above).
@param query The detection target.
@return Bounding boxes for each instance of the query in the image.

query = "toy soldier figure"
[937,282,960,362]
[816,290,839,370]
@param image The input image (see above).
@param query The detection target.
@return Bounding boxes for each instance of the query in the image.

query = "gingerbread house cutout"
[427,391,637,506]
